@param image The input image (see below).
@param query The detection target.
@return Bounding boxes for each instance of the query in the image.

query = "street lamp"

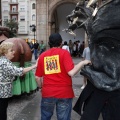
[30,24,36,43]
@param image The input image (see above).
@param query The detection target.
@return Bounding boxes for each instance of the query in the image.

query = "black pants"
[0,98,9,120]
[73,81,120,120]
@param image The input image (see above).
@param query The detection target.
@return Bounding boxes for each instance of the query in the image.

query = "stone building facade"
[36,0,79,46]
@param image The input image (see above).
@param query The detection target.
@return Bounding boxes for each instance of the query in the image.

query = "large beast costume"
[66,0,120,119]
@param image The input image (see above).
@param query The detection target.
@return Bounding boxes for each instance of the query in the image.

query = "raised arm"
[68,60,91,77]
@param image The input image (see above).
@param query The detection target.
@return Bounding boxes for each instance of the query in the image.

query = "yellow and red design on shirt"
[44,55,61,74]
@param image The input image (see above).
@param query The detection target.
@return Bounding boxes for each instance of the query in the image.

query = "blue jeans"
[39,49,44,55]
[34,49,38,60]
[41,97,73,120]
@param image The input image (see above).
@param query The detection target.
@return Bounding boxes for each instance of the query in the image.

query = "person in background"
[62,41,70,52]
[81,46,90,89]
[68,40,73,56]
[39,41,46,55]
[33,40,39,60]
[29,41,34,53]
[0,41,37,120]
[79,41,85,56]
[35,33,90,120]
[77,40,81,57]
[26,41,30,46]
[73,42,77,57]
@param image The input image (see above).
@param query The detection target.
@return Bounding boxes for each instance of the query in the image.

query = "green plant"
[4,19,18,38]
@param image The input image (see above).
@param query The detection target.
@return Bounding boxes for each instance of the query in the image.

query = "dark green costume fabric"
[12,62,37,95]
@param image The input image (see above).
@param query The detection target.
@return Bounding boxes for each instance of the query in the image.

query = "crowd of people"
[62,40,85,57]
[27,40,46,60]
[27,39,86,60]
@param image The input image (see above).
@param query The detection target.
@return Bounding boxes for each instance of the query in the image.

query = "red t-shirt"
[35,48,75,98]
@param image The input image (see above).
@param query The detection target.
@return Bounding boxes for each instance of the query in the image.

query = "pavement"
[7,57,103,120]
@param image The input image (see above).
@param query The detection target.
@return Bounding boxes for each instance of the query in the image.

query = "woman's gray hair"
[0,41,14,56]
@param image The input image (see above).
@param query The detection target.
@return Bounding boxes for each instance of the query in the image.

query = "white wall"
[57,3,85,43]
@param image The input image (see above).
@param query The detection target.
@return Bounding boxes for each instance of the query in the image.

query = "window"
[12,0,17,2]
[19,26,25,32]
[20,5,25,11]
[32,3,35,9]
[3,16,8,21]
[12,6,17,12]
[20,16,25,21]
[12,16,17,21]
[3,6,9,11]
[2,0,8,1]
[32,14,36,21]
[20,7,25,11]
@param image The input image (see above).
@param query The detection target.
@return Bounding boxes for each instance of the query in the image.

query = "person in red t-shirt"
[35,33,90,120]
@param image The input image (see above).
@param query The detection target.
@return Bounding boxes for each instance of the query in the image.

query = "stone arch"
[48,0,78,37]
[48,0,77,22]
[36,0,78,46]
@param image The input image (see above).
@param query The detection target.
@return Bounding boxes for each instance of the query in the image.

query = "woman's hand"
[82,60,91,66]
[35,58,39,67]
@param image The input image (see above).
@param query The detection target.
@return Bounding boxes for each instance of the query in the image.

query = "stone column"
[36,0,49,45]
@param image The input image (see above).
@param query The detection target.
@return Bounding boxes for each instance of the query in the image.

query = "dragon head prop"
[66,0,120,91]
